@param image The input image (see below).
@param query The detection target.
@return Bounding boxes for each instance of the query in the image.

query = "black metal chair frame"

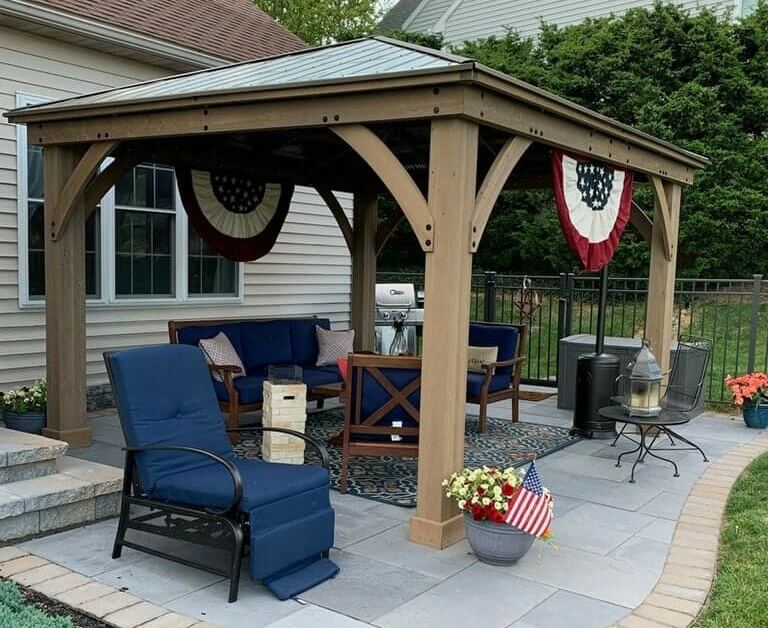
[105,354,330,603]
[610,335,711,474]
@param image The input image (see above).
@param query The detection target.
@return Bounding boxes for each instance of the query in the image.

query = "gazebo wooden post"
[42,145,91,446]
[646,178,682,372]
[409,118,478,549]
[350,187,378,351]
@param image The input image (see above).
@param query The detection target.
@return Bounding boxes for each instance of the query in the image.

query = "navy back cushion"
[175,322,244,362]
[240,320,293,374]
[106,345,235,493]
[468,324,519,376]
[290,318,330,365]
[349,367,421,443]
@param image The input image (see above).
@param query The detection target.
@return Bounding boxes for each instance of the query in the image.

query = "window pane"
[187,226,238,297]
[115,170,134,206]
[115,209,174,297]
[85,209,101,299]
[156,168,175,210]
[28,252,45,297]
[134,165,155,208]
[27,147,44,200]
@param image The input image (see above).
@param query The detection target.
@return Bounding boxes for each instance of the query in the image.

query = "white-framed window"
[16,92,243,307]
[739,0,757,16]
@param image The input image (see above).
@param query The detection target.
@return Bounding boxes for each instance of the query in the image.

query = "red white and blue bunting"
[551,150,634,272]
[176,167,294,262]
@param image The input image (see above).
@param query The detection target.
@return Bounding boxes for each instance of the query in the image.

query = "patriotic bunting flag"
[176,166,294,262]
[504,461,552,537]
[551,150,634,272]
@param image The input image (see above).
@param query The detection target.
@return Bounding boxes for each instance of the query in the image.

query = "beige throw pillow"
[316,326,355,366]
[199,332,244,382]
[467,345,498,374]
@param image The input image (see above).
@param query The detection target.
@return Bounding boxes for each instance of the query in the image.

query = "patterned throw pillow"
[467,345,498,374]
[316,326,354,366]
[199,332,244,382]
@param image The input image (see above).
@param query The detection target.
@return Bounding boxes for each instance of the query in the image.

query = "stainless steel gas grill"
[374,283,424,355]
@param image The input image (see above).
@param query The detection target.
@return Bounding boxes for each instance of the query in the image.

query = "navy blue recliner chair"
[104,344,339,602]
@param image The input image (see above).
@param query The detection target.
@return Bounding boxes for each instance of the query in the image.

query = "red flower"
[502,483,515,497]
[476,486,485,496]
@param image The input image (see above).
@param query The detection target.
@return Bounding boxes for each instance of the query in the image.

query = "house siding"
[399,0,735,44]
[0,25,352,389]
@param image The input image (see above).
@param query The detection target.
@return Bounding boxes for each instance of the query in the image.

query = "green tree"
[253,0,379,45]
[383,3,768,278]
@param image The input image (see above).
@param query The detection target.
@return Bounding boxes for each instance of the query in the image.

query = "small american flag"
[504,462,552,537]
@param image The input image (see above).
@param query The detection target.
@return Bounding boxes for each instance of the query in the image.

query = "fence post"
[558,272,575,338]
[484,271,497,322]
[747,274,763,372]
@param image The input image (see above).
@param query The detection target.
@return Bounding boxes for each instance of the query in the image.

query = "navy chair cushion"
[468,324,519,376]
[466,372,510,397]
[240,320,292,374]
[107,345,235,493]
[176,323,244,361]
[150,458,331,511]
[290,318,330,365]
[349,367,421,443]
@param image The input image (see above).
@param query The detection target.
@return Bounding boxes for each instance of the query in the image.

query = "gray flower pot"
[4,410,46,435]
[464,513,534,565]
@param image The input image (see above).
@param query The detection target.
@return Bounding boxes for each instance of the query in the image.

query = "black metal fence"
[376,272,768,404]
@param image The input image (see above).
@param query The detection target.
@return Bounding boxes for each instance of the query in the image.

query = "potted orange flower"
[725,372,768,429]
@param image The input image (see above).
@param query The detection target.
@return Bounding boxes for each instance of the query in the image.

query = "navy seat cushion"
[290,318,330,365]
[240,320,292,374]
[468,324,519,376]
[466,372,510,397]
[349,367,421,443]
[175,323,244,361]
[150,458,331,511]
[107,345,235,493]
[302,367,342,389]
[213,375,267,404]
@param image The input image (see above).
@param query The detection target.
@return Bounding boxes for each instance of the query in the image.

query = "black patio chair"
[104,344,339,603]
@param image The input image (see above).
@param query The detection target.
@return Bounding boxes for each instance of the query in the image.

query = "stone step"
[0,428,69,484]
[0,456,122,543]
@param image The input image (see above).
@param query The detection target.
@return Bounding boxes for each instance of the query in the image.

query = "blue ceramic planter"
[743,403,768,429]
[4,410,46,435]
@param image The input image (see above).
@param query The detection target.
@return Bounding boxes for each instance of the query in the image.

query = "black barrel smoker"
[571,266,620,439]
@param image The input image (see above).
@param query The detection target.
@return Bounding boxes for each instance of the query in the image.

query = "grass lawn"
[695,452,768,627]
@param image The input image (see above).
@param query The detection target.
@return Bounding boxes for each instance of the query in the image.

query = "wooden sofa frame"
[168,317,330,431]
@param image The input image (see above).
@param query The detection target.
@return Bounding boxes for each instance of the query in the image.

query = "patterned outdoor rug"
[235,409,580,508]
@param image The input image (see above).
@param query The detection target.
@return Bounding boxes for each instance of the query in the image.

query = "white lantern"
[622,340,663,417]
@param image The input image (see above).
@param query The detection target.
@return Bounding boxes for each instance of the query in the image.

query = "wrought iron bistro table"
[598,405,709,483]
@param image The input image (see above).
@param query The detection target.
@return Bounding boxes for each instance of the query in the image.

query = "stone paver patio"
[13,395,765,628]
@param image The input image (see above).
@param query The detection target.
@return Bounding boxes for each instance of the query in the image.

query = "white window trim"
[16,92,244,308]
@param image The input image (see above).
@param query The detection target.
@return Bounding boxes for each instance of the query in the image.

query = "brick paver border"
[613,434,768,628]
[0,545,217,628]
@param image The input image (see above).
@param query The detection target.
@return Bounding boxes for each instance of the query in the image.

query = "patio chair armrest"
[208,364,243,373]
[485,356,526,370]
[227,427,330,470]
[122,445,243,516]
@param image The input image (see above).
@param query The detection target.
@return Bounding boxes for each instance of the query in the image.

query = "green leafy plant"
[1,380,47,414]
[0,580,71,628]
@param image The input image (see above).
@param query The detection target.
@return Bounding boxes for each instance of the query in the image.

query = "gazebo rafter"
[5,36,708,550]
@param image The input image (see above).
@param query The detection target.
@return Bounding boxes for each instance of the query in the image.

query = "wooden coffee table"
[311,382,344,403]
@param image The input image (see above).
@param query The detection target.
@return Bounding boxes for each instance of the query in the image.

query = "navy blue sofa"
[104,344,339,602]
[169,317,344,430]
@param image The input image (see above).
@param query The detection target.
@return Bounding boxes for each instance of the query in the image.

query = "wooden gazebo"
[6,37,707,549]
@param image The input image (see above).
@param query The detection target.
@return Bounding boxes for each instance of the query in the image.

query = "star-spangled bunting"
[504,461,552,538]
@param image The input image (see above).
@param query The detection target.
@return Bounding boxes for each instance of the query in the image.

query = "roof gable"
[25,0,306,62]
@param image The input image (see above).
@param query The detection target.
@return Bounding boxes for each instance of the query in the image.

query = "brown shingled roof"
[28,0,306,62]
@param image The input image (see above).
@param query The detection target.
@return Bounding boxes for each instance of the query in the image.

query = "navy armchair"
[104,344,339,602]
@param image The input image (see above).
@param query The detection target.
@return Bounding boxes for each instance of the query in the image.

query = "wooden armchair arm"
[482,356,526,370]
[207,364,243,374]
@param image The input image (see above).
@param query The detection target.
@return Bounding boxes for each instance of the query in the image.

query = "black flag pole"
[595,264,609,355]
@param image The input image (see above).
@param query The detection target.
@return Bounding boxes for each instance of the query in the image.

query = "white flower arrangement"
[1,380,47,414]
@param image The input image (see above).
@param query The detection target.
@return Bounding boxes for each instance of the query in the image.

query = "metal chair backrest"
[662,335,711,413]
